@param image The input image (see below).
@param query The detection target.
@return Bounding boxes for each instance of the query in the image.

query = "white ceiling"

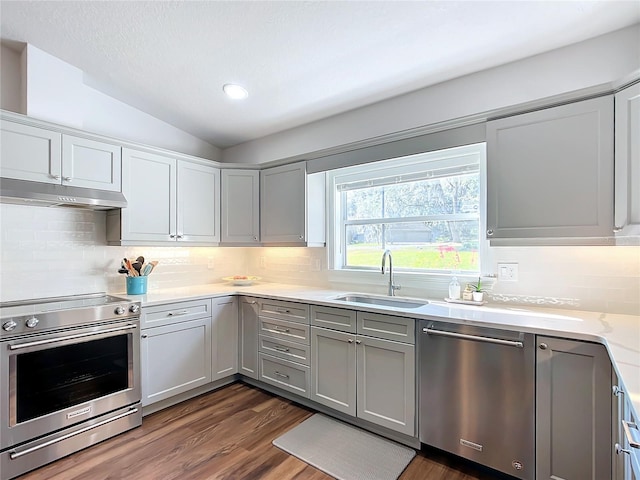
[1,1,639,149]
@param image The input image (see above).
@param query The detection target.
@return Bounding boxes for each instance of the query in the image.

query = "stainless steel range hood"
[0,178,127,210]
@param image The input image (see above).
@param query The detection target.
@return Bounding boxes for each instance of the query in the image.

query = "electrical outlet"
[497,263,518,282]
[207,257,215,270]
[259,257,266,269]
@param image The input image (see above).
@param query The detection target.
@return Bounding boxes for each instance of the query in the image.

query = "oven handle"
[8,324,138,350]
[422,327,524,348]
[9,407,139,459]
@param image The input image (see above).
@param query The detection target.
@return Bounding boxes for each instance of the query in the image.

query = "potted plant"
[468,277,484,302]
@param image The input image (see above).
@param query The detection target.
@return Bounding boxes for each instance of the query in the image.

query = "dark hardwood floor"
[18,383,502,480]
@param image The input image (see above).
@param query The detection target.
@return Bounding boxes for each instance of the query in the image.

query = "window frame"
[326,143,490,287]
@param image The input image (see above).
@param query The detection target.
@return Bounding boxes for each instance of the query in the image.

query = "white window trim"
[325,143,492,291]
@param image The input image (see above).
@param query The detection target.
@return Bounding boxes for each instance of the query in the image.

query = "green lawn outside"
[347,246,478,271]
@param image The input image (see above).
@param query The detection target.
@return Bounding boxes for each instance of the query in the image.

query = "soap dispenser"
[448,276,461,300]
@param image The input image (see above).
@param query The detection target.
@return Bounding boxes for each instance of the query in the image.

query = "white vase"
[472,291,484,302]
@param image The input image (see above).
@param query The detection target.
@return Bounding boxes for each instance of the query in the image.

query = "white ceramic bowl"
[222,276,260,286]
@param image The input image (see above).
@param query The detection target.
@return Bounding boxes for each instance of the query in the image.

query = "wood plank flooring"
[17,383,504,480]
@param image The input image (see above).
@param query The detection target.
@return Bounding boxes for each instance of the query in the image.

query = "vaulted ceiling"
[1,1,638,148]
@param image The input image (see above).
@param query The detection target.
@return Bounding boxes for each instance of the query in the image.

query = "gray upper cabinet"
[1,120,122,192]
[107,148,220,245]
[487,96,614,242]
[536,336,612,480]
[177,160,220,244]
[614,82,640,237]
[221,169,260,244]
[260,161,325,246]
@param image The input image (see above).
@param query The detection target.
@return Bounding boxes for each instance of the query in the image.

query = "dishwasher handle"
[422,326,524,348]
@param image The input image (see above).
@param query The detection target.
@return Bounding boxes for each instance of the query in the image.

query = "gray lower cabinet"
[211,296,238,381]
[614,379,640,480]
[536,336,612,480]
[310,311,415,437]
[486,96,614,242]
[140,299,213,406]
[238,297,259,379]
[257,299,311,397]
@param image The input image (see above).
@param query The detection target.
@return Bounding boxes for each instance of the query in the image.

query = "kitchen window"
[327,143,487,281]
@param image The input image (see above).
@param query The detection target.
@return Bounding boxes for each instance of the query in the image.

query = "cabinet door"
[487,96,614,240]
[536,336,612,480]
[615,82,640,236]
[0,120,62,184]
[260,162,306,243]
[221,169,260,244]
[238,297,259,379]
[356,336,415,436]
[211,296,238,381]
[61,135,122,192]
[141,317,212,406]
[310,326,356,416]
[120,148,176,242]
[177,161,220,243]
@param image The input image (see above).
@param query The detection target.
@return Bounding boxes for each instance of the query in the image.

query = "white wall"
[222,25,640,165]
[3,44,222,161]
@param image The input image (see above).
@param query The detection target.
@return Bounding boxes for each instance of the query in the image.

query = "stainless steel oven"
[0,293,142,480]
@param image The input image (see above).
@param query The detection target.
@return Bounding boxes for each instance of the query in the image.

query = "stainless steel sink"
[332,294,428,309]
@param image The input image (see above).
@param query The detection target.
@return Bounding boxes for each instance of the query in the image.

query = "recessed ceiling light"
[223,84,248,100]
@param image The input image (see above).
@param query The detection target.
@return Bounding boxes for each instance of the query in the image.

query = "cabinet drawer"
[357,311,415,344]
[259,299,309,324]
[141,299,212,328]
[259,335,310,366]
[259,353,310,398]
[260,317,310,345]
[311,305,356,333]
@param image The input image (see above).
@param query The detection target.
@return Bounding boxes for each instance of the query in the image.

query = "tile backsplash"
[1,204,638,315]
[0,204,247,300]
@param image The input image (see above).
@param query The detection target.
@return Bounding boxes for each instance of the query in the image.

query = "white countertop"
[120,281,640,418]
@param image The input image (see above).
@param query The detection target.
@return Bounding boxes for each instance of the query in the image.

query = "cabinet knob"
[616,443,631,456]
[50,174,61,180]
[538,343,548,350]
[63,177,72,182]
[169,234,176,239]
[299,235,304,240]
[486,229,494,236]
[613,385,625,397]
[355,340,361,344]
[141,334,148,339]
[613,225,625,233]
[347,339,354,344]
[253,236,258,241]
[176,234,183,239]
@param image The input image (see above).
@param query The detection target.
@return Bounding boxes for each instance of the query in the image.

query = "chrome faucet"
[381,249,401,296]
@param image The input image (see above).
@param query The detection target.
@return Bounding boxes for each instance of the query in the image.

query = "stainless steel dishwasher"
[418,320,535,480]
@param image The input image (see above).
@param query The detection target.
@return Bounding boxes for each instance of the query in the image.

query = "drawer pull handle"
[622,420,640,449]
[167,310,189,316]
[616,443,631,456]
[274,371,289,379]
[273,326,290,333]
[273,345,290,352]
[276,308,291,314]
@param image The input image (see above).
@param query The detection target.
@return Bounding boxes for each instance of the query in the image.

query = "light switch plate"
[497,262,518,282]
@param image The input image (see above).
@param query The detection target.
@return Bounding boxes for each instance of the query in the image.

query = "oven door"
[0,319,140,450]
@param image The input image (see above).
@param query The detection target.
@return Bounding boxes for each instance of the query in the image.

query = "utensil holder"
[126,276,147,295]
